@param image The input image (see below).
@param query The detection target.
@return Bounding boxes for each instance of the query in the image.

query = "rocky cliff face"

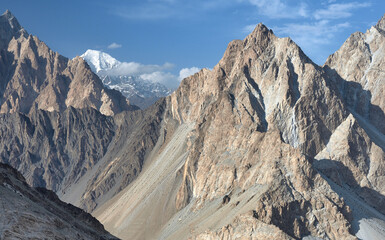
[0,11,137,116]
[324,15,385,135]
[0,107,115,192]
[0,163,118,239]
[92,19,385,240]
[0,10,141,215]
[320,13,385,222]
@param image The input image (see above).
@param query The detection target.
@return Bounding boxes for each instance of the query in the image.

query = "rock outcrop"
[0,107,115,192]
[0,163,118,239]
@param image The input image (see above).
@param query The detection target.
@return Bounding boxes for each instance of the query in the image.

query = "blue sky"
[2,0,384,87]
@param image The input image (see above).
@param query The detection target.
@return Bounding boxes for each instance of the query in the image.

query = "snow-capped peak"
[81,49,121,73]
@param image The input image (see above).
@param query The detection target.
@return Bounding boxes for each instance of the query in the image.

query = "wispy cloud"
[139,66,200,87]
[243,24,257,33]
[107,42,122,49]
[107,62,174,76]
[247,0,309,19]
[242,0,373,64]
[314,2,371,20]
[140,71,177,86]
[178,67,200,81]
[274,20,350,45]
[110,0,310,21]
[112,3,178,20]
[110,0,241,20]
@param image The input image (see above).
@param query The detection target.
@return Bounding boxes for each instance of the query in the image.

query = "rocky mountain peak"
[243,23,276,48]
[375,14,385,32]
[251,22,272,35]
[1,10,19,27]
[0,10,26,49]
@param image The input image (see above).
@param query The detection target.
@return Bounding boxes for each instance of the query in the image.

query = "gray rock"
[0,162,118,239]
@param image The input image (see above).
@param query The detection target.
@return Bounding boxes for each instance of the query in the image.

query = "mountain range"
[0,9,384,240]
[81,49,172,109]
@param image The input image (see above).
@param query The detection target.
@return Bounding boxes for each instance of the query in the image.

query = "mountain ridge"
[0,10,384,240]
[92,19,384,239]
[0,10,138,116]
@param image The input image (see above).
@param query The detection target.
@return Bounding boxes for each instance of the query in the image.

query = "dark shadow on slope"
[324,66,385,138]
[286,59,300,105]
[314,159,385,235]
[0,49,15,103]
[242,65,268,132]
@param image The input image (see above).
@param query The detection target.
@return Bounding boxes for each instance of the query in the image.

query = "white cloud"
[275,20,350,45]
[178,67,200,81]
[243,24,257,34]
[140,71,178,87]
[247,0,309,19]
[314,2,371,20]
[138,66,201,88]
[105,62,173,76]
[107,42,122,49]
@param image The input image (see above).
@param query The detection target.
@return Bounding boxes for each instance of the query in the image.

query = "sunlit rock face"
[0,9,384,240]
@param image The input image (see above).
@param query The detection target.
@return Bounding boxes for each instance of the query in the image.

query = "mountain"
[0,162,118,239]
[0,11,162,215]
[0,9,384,240]
[81,49,172,109]
[89,21,385,240]
[324,15,385,135]
[0,11,137,116]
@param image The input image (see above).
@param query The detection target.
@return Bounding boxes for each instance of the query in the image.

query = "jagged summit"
[0,9,26,49]
[375,14,385,32]
[0,10,24,33]
[251,22,273,35]
[2,10,18,24]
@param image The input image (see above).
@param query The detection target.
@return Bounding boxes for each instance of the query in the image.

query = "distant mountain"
[80,49,120,73]
[81,49,172,109]
[0,11,137,116]
[0,163,118,239]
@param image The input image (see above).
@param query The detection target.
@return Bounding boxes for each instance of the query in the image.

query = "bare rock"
[0,163,118,239]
